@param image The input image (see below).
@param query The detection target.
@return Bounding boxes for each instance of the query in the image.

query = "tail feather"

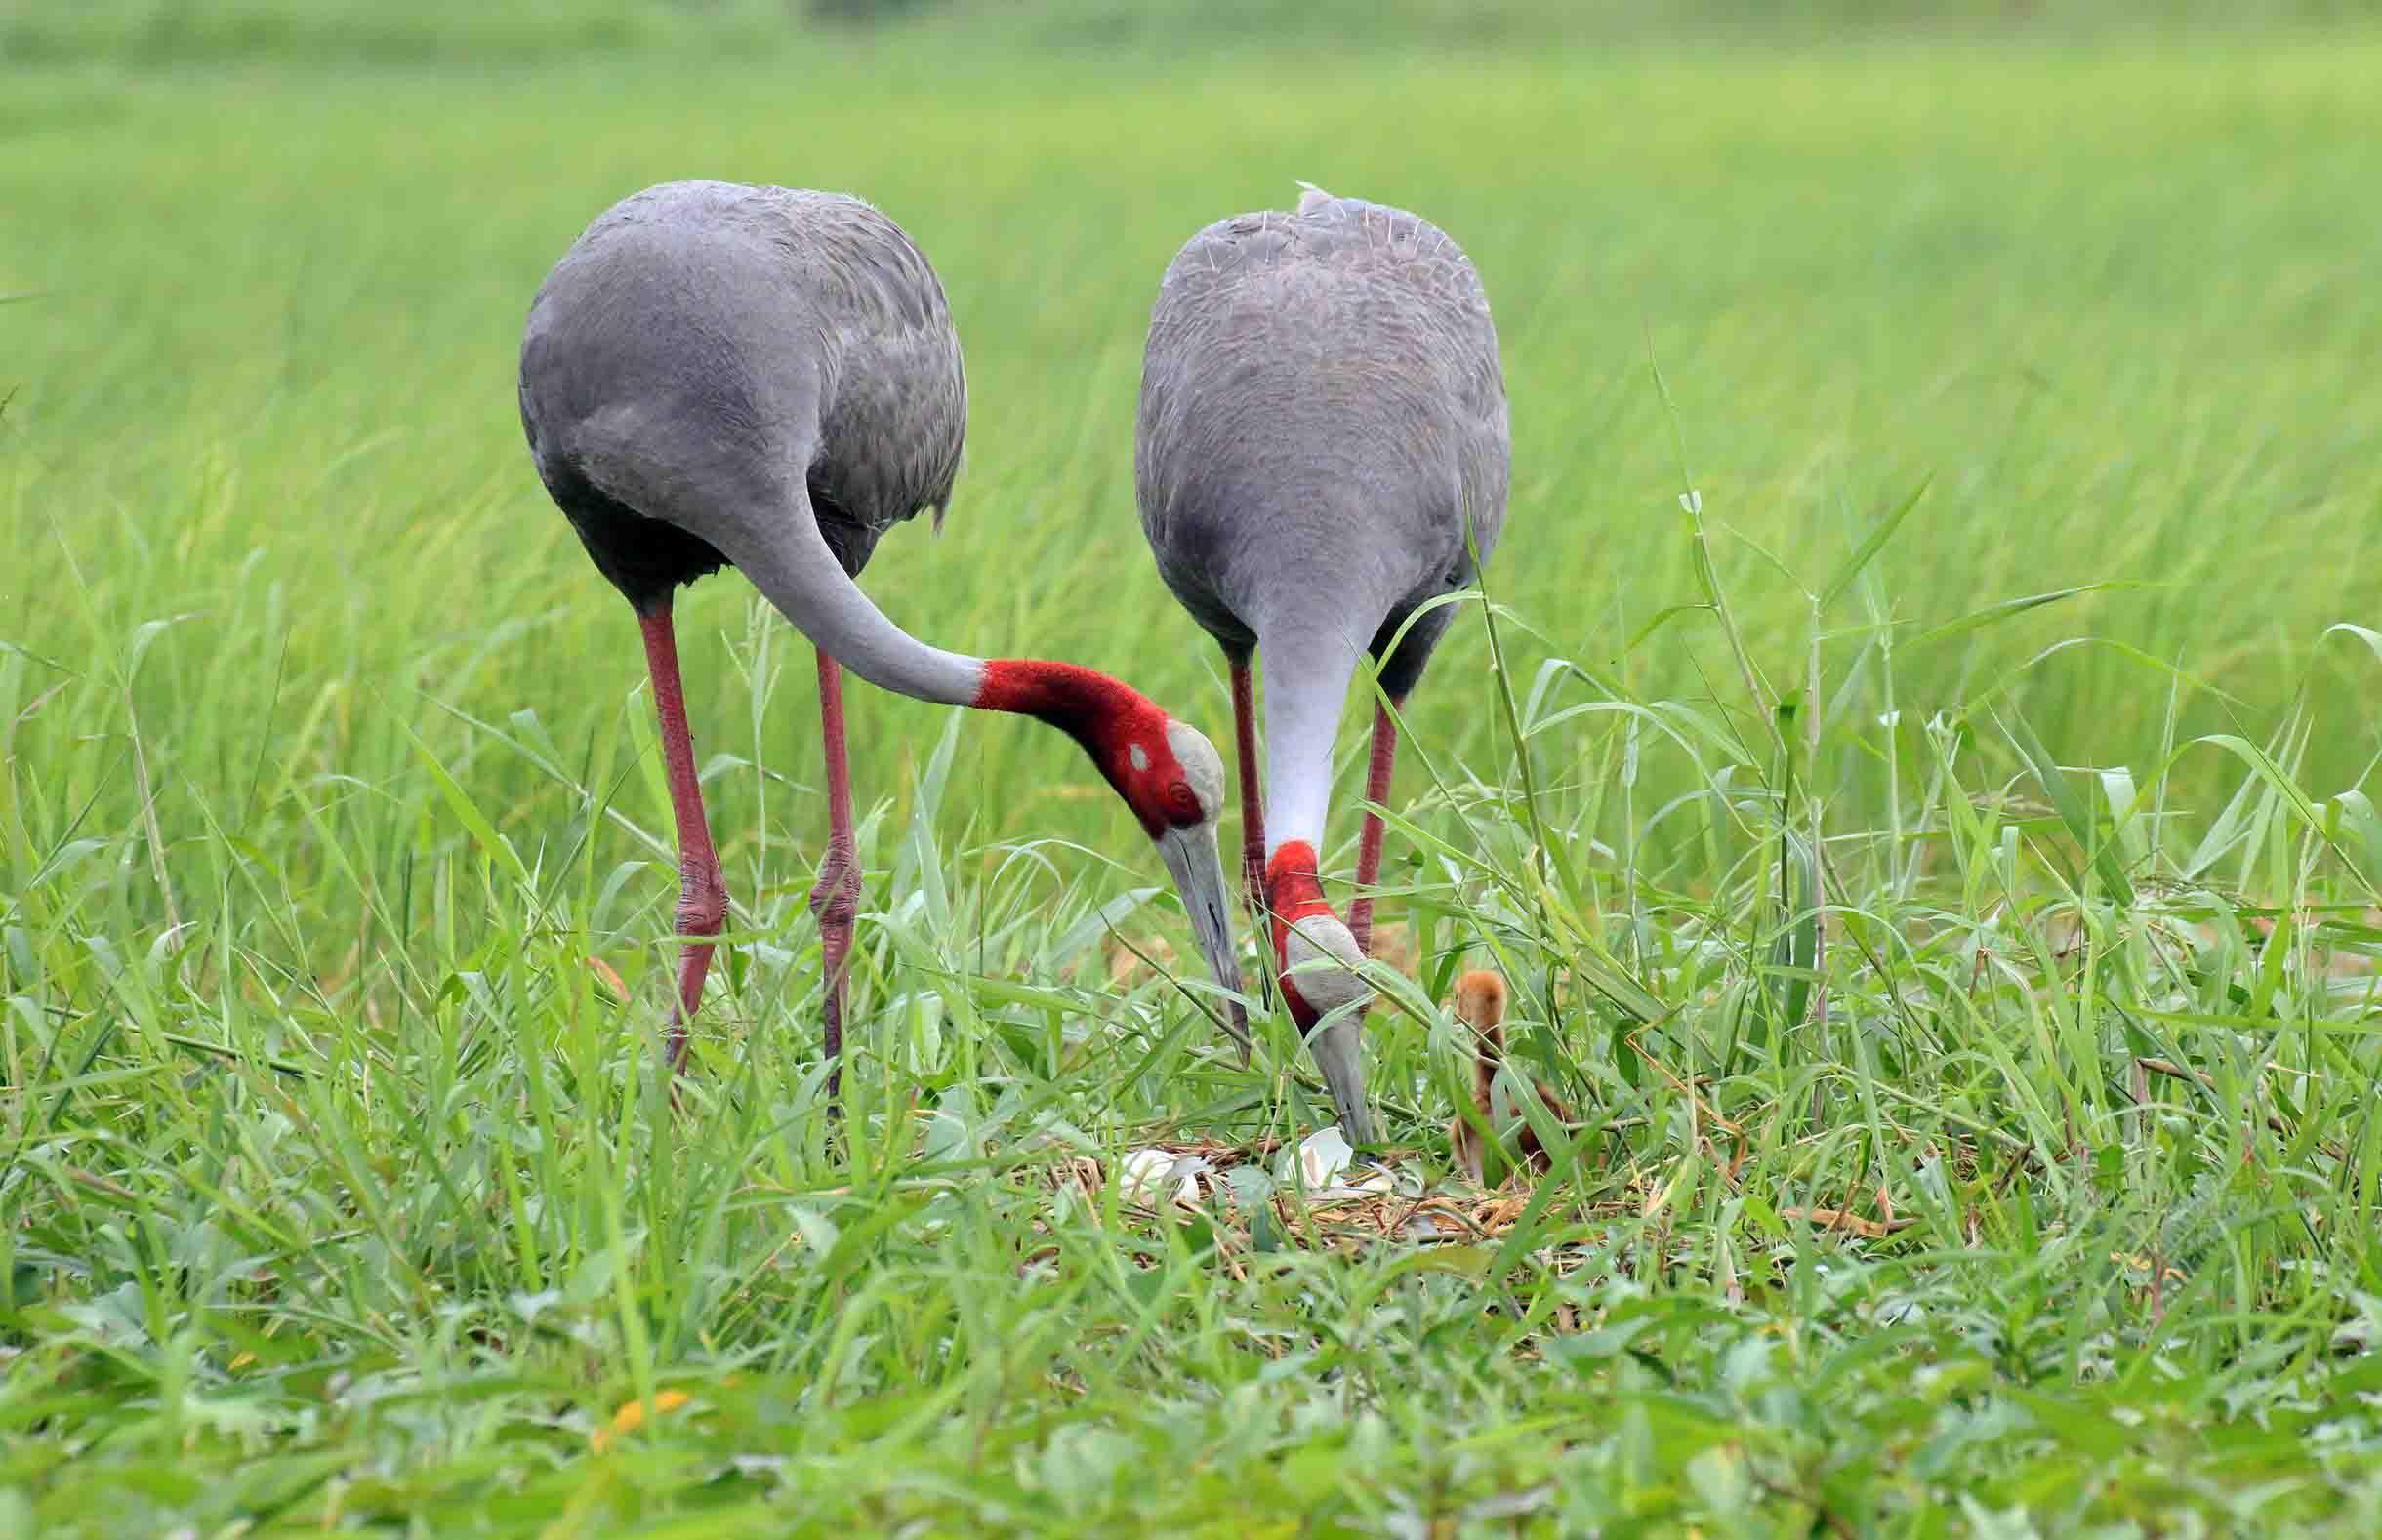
[1294,180,1335,216]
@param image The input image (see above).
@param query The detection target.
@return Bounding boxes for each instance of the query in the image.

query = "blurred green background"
[8,0,2382,61]
[2,0,2377,985]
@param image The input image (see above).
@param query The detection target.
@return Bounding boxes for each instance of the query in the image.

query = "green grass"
[6,23,2382,1535]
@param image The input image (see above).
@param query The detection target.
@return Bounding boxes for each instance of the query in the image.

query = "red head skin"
[973,660,1208,836]
[974,660,1246,1051]
[1265,841,1338,1027]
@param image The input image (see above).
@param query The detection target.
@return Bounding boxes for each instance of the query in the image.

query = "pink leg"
[1230,657,1275,1008]
[809,649,862,1106]
[1348,696,1400,957]
[1229,657,1266,906]
[638,607,727,1073]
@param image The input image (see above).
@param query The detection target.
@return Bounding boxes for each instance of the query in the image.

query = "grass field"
[6,15,2382,1534]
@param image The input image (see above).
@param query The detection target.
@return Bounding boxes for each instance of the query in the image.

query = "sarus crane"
[519,181,1247,1097]
[1134,184,1509,1142]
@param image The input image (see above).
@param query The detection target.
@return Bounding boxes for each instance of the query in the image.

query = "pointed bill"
[1156,821,1252,1057]
[1282,912,1376,1144]
[1302,1009,1374,1145]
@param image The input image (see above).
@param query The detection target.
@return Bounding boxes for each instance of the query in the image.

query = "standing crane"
[1134,184,1509,1142]
[519,181,1248,1097]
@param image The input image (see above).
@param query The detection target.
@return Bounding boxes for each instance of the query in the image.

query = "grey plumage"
[1134,184,1510,1142]
[520,180,966,606]
[1135,185,1508,700]
[511,181,1253,1085]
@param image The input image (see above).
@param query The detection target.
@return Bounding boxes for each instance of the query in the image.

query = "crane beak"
[1304,1010,1376,1147]
[1281,915,1376,1146]
[1155,822,1252,1059]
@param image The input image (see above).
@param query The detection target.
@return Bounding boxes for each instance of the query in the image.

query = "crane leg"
[1348,695,1401,958]
[1229,656,1274,1008]
[1229,658,1267,905]
[638,606,727,1073]
[809,648,863,1108]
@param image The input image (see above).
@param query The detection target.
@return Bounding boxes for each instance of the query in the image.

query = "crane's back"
[1135,191,1509,669]
[519,181,967,609]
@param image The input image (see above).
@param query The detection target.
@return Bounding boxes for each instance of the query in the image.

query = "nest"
[1040,1134,1569,1261]
[1033,1132,1919,1270]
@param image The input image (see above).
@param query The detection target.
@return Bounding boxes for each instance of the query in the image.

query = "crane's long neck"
[1258,626,1364,858]
[705,490,1162,784]
[706,489,987,707]
[1255,621,1375,1140]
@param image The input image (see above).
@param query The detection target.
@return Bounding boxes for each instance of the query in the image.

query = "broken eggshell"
[1281,1125,1355,1189]
[1119,1148,1208,1209]
[1274,1126,1399,1197]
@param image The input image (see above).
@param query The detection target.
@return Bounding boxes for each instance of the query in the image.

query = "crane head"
[1452,970,1507,1040]
[972,662,1249,1050]
[1265,841,1376,1144]
[1137,719,1252,1055]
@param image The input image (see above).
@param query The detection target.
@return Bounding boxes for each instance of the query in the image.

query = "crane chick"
[1448,970,1571,1187]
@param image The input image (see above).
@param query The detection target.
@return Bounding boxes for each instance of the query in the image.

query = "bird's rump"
[519,181,966,602]
[1134,191,1509,669]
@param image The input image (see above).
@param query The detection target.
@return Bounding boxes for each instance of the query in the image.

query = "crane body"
[521,181,1247,1091]
[1136,185,1510,1140]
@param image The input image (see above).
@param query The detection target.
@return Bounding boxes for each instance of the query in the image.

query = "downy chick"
[1448,970,1571,1186]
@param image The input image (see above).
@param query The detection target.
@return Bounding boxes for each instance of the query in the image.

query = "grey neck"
[1259,625,1363,855]
[701,491,988,708]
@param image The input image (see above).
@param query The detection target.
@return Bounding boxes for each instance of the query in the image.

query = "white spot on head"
[1129,743,1151,773]
[1163,719,1227,821]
